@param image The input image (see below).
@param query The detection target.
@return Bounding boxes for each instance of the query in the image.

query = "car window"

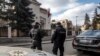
[78,30,100,37]
[95,31,100,36]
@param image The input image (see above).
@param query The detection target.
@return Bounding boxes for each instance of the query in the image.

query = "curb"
[65,55,76,56]
[42,38,73,44]
[65,38,73,41]
[1,38,73,46]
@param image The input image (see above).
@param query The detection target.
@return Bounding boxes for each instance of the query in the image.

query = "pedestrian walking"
[51,22,66,56]
[31,22,44,51]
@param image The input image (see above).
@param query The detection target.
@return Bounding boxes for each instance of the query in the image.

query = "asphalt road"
[9,41,100,56]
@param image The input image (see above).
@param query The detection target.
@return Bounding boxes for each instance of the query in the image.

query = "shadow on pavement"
[76,51,100,56]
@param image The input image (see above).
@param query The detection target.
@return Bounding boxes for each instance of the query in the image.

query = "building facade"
[59,19,74,36]
[29,0,51,35]
[51,19,75,36]
[0,0,51,37]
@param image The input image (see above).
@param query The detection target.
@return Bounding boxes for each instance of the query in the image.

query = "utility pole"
[76,16,78,30]
[76,16,78,35]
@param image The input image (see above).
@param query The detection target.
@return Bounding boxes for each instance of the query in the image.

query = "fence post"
[8,25,11,38]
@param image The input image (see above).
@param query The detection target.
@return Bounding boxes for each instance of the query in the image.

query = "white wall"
[40,12,51,30]
[29,0,51,30]
[29,2,40,25]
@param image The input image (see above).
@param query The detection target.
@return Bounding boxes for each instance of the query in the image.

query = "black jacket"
[51,26,66,44]
[33,29,44,42]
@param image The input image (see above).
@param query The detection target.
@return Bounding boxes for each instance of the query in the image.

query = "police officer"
[31,22,44,51]
[51,22,66,56]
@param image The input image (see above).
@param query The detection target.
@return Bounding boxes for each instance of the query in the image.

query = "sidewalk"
[0,46,55,56]
[42,38,73,44]
[0,38,73,46]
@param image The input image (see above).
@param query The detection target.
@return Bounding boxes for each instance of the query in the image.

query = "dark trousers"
[53,42,64,56]
[31,40,42,50]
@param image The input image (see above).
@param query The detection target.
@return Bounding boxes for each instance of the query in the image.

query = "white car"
[0,46,55,56]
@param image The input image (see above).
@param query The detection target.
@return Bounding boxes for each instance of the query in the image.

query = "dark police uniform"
[51,25,66,56]
[31,29,44,50]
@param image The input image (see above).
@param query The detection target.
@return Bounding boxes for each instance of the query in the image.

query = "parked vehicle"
[72,30,100,52]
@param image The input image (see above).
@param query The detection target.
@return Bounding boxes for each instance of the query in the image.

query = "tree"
[0,0,13,21]
[84,13,90,30]
[92,18,97,30]
[92,8,100,30]
[0,0,35,36]
[92,15,100,30]
[94,8,98,17]
[0,0,6,20]
[10,0,35,36]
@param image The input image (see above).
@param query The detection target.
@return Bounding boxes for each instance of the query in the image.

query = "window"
[40,16,46,28]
